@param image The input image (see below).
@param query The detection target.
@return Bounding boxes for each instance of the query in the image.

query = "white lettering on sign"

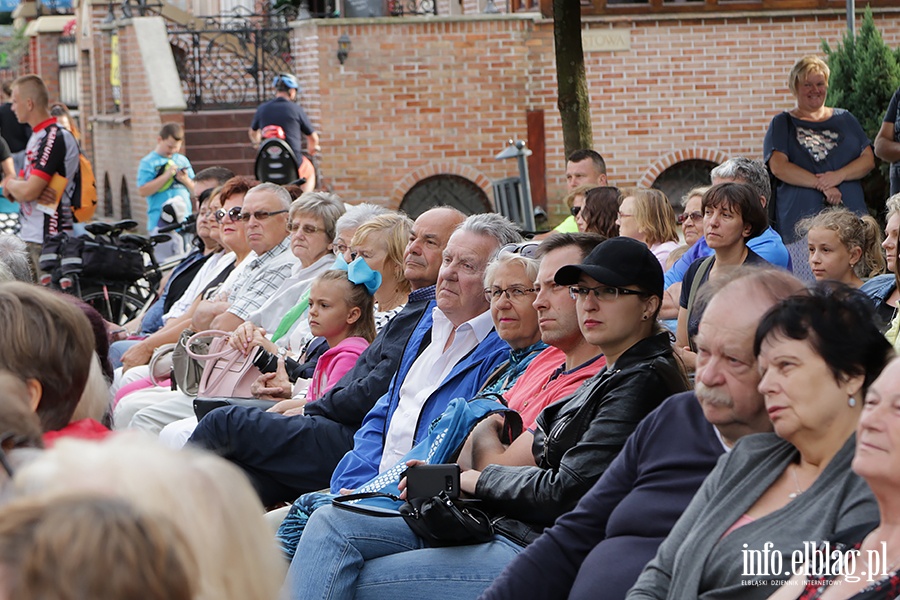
[582,29,630,52]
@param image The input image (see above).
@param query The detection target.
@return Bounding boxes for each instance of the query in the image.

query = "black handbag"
[401,492,494,547]
[332,490,494,548]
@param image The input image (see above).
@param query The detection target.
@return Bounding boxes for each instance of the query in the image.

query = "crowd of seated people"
[5,52,900,600]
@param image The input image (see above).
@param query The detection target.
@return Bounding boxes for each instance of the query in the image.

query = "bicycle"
[40,219,180,325]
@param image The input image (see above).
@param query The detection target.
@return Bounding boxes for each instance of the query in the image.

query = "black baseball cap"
[554,237,664,298]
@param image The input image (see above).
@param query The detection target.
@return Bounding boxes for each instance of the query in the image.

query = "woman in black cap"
[284,236,688,600]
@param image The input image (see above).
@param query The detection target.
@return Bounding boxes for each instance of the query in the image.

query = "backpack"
[57,126,98,224]
[73,152,97,223]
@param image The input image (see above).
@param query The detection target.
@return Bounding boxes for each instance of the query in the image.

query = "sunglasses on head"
[499,242,541,259]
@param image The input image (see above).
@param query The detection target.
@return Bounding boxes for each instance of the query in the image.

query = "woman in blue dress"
[764,55,875,281]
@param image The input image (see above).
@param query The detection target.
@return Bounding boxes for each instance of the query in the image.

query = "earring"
[848,396,857,408]
[641,315,648,321]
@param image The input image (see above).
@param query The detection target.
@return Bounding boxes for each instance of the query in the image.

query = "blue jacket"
[664,226,791,288]
[861,273,896,308]
[330,304,509,492]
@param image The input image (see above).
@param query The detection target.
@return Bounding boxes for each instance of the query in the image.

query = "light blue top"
[137,151,194,230]
[664,226,791,289]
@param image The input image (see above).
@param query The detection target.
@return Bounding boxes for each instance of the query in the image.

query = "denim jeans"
[287,504,523,600]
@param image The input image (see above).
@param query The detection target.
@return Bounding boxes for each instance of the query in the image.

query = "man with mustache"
[480,266,804,600]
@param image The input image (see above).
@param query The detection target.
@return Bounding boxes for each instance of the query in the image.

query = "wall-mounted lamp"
[337,34,351,65]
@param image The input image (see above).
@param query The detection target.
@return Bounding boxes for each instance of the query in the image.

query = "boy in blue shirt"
[137,123,194,260]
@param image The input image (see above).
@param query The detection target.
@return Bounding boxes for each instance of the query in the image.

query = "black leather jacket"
[474,331,688,541]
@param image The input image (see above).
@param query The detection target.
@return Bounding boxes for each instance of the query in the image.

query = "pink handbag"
[185,330,261,399]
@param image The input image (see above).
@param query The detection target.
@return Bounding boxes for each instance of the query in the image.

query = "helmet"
[273,73,299,91]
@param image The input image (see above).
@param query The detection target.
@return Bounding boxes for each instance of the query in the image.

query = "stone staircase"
[184,109,257,177]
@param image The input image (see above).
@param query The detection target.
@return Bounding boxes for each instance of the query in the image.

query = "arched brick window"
[399,174,492,219]
[651,159,714,211]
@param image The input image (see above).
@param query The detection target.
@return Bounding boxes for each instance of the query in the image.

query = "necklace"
[788,464,804,499]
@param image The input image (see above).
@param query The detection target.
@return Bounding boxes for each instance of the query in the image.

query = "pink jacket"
[306,336,369,401]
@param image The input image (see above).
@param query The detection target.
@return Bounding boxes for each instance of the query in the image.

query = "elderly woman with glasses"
[679,186,708,248]
[284,237,687,600]
[230,191,345,355]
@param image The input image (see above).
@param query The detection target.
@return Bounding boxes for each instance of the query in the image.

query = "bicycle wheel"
[80,285,146,325]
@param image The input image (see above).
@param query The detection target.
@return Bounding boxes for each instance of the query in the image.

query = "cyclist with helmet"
[249,73,319,192]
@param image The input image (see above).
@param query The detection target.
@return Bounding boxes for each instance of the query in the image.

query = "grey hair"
[289,191,346,241]
[335,203,391,236]
[710,157,771,206]
[681,186,710,208]
[246,182,292,210]
[886,193,900,221]
[0,235,33,282]
[456,213,522,259]
[484,252,540,290]
[0,261,14,282]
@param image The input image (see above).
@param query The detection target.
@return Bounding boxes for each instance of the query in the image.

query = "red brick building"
[29,0,900,227]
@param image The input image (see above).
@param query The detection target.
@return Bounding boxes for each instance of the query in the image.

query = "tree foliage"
[823,6,900,207]
[0,25,27,70]
[824,7,900,138]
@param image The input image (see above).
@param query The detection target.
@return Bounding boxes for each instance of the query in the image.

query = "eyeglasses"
[288,222,325,235]
[570,206,582,217]
[333,243,349,255]
[237,209,288,222]
[484,286,537,303]
[214,207,243,223]
[678,211,703,225]
[499,242,541,259]
[569,285,644,302]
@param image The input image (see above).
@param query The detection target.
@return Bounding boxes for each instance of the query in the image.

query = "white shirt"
[247,253,335,333]
[378,307,495,472]
[162,251,236,323]
[214,254,252,298]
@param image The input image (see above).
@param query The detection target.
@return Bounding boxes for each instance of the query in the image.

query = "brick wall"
[53,7,900,227]
[297,17,535,208]
[294,9,900,220]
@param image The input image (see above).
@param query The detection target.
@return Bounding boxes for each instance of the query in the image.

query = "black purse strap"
[332,491,404,518]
